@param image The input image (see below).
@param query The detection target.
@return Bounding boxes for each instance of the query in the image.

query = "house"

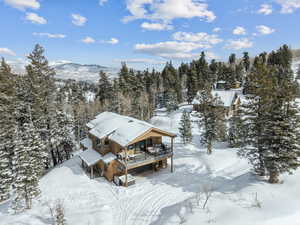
[78,112,177,186]
[192,81,241,118]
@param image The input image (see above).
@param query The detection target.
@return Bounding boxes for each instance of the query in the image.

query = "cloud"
[276,0,300,13]
[71,14,87,26]
[0,47,16,56]
[213,27,221,32]
[33,32,66,38]
[4,0,40,10]
[256,25,275,35]
[141,22,173,31]
[233,26,246,35]
[25,12,47,24]
[134,41,212,59]
[172,32,223,45]
[106,38,119,44]
[257,4,273,15]
[225,38,253,50]
[99,0,108,6]
[81,37,95,44]
[123,0,216,23]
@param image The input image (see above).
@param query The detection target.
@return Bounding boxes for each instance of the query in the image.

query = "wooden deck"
[117,152,173,170]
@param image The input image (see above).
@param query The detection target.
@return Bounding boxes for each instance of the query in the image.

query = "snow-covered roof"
[212,90,237,107]
[78,149,103,167]
[87,112,176,147]
[193,90,238,107]
[80,138,93,149]
[102,152,116,164]
[78,149,116,167]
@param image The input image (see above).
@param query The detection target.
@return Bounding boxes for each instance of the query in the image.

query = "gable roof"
[87,112,176,147]
[193,90,239,107]
[212,90,237,107]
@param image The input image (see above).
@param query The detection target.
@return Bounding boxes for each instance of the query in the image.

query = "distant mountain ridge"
[53,63,119,83]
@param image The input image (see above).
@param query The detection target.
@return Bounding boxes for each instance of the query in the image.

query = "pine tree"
[186,67,198,104]
[240,46,300,182]
[0,58,15,202]
[243,52,250,72]
[195,86,224,154]
[179,111,193,144]
[166,90,178,113]
[12,130,40,211]
[96,71,113,108]
[228,111,245,148]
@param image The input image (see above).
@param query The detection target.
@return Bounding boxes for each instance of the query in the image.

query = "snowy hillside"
[1,105,300,225]
[8,61,119,83]
[53,63,119,83]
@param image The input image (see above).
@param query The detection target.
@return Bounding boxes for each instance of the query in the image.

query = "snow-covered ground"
[1,105,300,225]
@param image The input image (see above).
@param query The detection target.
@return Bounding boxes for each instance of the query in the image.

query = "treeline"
[95,52,250,120]
[0,45,77,211]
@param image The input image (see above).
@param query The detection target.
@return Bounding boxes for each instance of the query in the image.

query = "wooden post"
[125,147,128,187]
[171,137,174,173]
[91,165,94,179]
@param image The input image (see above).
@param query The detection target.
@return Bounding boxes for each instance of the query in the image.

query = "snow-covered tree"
[179,111,192,144]
[96,71,113,108]
[166,90,178,113]
[240,47,300,183]
[12,130,40,211]
[228,111,245,148]
[195,87,225,154]
[0,58,15,202]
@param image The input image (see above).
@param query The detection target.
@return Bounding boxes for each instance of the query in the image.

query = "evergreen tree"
[229,53,236,65]
[166,90,178,112]
[240,47,300,182]
[228,110,245,148]
[0,58,15,202]
[195,86,224,154]
[186,66,198,103]
[12,129,40,211]
[179,111,193,144]
[96,71,113,108]
[243,52,250,72]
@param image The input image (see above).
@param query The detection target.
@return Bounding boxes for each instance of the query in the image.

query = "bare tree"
[49,200,68,225]
[202,183,214,209]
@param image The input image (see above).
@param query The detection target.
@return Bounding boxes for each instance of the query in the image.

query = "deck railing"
[117,144,173,168]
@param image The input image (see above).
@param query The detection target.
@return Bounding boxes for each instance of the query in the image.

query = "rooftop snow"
[80,138,93,149]
[193,90,238,107]
[88,112,175,147]
[212,90,237,107]
[78,149,103,167]
[78,149,116,166]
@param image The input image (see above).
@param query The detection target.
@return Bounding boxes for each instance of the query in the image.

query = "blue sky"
[0,0,300,70]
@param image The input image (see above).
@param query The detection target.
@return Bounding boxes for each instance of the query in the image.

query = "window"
[95,138,101,146]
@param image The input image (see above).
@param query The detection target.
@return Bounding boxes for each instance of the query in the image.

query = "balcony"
[117,144,173,170]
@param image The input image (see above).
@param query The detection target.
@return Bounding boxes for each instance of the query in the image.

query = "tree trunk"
[268,171,279,183]
[51,149,57,166]
[207,141,212,155]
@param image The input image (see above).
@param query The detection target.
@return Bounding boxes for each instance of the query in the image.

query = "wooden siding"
[128,129,173,146]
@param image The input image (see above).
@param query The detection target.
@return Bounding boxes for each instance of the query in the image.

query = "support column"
[91,165,94,179]
[125,147,128,187]
[171,137,174,173]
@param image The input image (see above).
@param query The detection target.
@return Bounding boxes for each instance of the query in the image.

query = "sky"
[0,0,300,70]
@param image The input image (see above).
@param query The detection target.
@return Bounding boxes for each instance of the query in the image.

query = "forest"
[1,43,300,214]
